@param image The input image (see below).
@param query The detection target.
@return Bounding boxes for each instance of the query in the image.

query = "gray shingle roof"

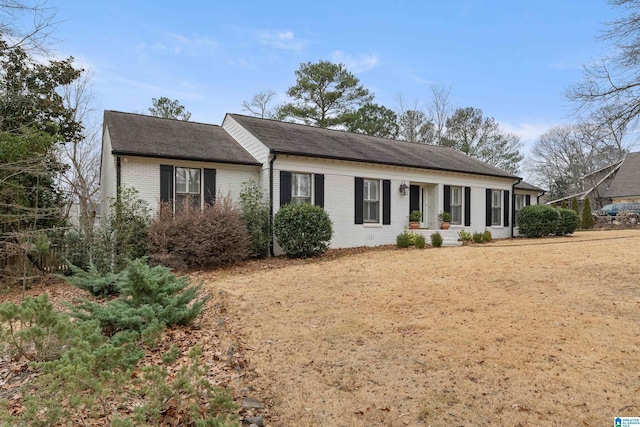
[228,114,520,180]
[104,111,260,166]
[605,151,640,198]
[515,180,545,192]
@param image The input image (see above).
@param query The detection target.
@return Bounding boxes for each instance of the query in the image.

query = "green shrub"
[147,194,250,269]
[582,196,594,229]
[239,181,271,258]
[64,264,121,297]
[483,229,492,242]
[69,259,208,336]
[472,232,485,243]
[430,232,443,248]
[396,231,412,249]
[274,203,333,258]
[556,208,579,235]
[0,294,75,362]
[92,188,150,274]
[414,234,426,249]
[517,204,560,237]
[560,199,568,209]
[458,229,472,244]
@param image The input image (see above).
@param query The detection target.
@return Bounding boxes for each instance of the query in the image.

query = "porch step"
[412,229,463,247]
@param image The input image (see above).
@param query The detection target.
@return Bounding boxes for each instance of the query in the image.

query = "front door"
[409,185,421,224]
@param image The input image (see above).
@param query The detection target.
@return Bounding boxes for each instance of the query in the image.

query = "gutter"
[269,153,277,257]
[511,178,521,238]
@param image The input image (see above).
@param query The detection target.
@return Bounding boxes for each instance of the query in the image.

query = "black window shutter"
[383,179,391,225]
[355,177,364,224]
[443,185,451,214]
[203,168,216,206]
[160,165,173,204]
[526,194,531,206]
[314,174,324,208]
[504,190,510,226]
[486,188,492,227]
[280,171,292,206]
[464,186,471,227]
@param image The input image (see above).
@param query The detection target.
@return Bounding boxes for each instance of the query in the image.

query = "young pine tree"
[571,196,581,225]
[581,196,594,229]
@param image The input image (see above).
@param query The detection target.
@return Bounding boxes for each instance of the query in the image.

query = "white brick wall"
[272,155,518,248]
[118,156,260,215]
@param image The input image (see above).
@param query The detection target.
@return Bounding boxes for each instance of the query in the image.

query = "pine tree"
[560,199,568,209]
[571,196,581,225]
[581,196,594,229]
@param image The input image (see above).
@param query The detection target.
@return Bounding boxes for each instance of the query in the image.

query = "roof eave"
[270,149,519,180]
[111,150,262,167]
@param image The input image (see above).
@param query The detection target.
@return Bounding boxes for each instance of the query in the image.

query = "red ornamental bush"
[147,195,250,269]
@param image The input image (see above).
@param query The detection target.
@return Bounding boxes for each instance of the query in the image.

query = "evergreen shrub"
[556,208,579,235]
[414,234,426,249]
[273,203,333,258]
[239,181,271,258]
[396,231,412,248]
[69,259,208,336]
[517,204,560,237]
[430,232,443,248]
[582,196,594,229]
[472,232,485,243]
[148,194,250,269]
[483,229,492,242]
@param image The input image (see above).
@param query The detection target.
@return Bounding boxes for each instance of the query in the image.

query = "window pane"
[492,190,501,208]
[292,173,311,197]
[187,168,200,193]
[451,206,462,224]
[364,179,379,201]
[175,168,187,193]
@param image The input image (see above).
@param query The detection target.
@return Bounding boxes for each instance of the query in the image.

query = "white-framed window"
[363,179,380,223]
[491,190,502,226]
[175,167,201,209]
[451,186,462,225]
[515,194,526,225]
[291,173,312,204]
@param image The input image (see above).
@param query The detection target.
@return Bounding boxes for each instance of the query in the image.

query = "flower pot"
[409,221,420,229]
[440,222,451,230]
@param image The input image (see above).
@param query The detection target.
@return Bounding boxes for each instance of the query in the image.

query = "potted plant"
[409,210,422,229]
[438,211,452,230]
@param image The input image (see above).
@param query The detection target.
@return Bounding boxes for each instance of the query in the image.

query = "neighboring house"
[546,151,640,210]
[100,111,542,251]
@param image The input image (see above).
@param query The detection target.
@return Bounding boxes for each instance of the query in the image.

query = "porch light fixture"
[399,181,409,196]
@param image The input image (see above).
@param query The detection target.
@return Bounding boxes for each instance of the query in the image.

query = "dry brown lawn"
[201,229,640,426]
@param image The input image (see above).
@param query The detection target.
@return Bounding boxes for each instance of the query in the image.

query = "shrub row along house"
[100,111,545,252]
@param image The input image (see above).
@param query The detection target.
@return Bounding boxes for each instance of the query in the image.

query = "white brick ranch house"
[100,111,545,252]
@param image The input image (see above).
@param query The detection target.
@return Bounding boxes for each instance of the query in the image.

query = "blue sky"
[49,0,617,157]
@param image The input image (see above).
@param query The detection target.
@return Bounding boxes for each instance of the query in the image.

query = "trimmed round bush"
[430,232,443,248]
[556,208,579,236]
[517,204,561,238]
[274,203,333,258]
[397,232,411,249]
[472,232,484,243]
[414,234,426,249]
[483,229,492,242]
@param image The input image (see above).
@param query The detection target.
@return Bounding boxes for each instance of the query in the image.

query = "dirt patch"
[202,229,640,426]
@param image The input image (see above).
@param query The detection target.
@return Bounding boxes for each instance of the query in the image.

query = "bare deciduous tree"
[567,0,640,135]
[395,94,434,144]
[427,83,454,146]
[0,0,58,53]
[242,89,277,118]
[59,69,101,237]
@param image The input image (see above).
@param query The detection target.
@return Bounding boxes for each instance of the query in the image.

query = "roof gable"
[104,111,260,166]
[228,114,520,180]
[605,151,640,198]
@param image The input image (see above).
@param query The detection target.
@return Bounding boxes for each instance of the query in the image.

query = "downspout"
[116,156,122,201]
[537,191,546,205]
[511,178,521,238]
[269,152,277,257]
